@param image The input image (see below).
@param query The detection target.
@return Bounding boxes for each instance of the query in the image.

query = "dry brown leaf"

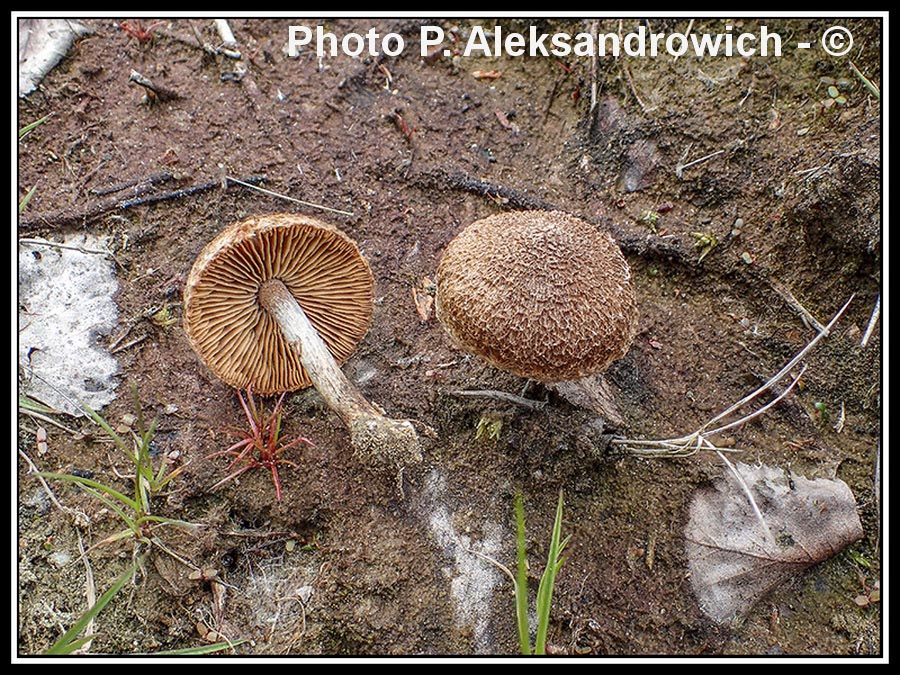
[494,109,519,134]
[685,462,863,625]
[412,278,434,322]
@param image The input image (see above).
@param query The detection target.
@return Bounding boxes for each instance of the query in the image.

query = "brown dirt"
[16,17,882,658]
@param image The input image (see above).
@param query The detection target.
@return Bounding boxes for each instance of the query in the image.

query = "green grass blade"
[19,113,52,139]
[849,61,881,101]
[153,639,248,656]
[154,464,187,492]
[38,472,140,512]
[94,528,139,548]
[18,395,57,415]
[514,492,532,655]
[139,515,202,532]
[83,404,128,453]
[48,634,97,654]
[80,485,137,531]
[534,491,566,655]
[43,562,137,655]
[18,184,37,212]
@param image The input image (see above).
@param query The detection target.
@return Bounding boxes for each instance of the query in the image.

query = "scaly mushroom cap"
[184,213,374,395]
[435,210,638,382]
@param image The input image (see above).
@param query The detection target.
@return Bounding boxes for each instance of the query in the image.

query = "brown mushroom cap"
[184,213,374,395]
[435,210,638,382]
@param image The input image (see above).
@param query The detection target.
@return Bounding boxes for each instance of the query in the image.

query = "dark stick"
[89,171,175,197]
[18,175,266,234]
[408,168,704,264]
[129,70,181,103]
[411,168,558,211]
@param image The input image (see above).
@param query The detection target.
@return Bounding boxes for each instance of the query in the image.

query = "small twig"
[860,294,880,347]
[220,529,307,541]
[541,75,564,126]
[19,175,265,233]
[849,61,880,101]
[212,19,242,59]
[767,279,826,333]
[464,546,516,586]
[129,70,180,103]
[75,530,96,654]
[152,537,202,572]
[109,334,149,355]
[675,149,725,179]
[18,238,112,256]
[90,172,175,197]
[19,408,78,435]
[213,19,238,49]
[833,402,846,434]
[185,19,218,55]
[118,176,261,210]
[622,60,650,114]
[107,304,163,352]
[673,20,694,61]
[224,175,355,217]
[450,389,546,411]
[410,168,557,211]
[18,448,89,526]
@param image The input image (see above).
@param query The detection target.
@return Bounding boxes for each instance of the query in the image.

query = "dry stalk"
[224,175,354,217]
[75,530,96,655]
[612,295,854,458]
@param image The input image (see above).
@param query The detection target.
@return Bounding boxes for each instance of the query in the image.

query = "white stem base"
[258,279,421,468]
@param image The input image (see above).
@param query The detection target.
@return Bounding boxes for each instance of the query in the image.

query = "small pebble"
[297,585,314,604]
[49,551,72,568]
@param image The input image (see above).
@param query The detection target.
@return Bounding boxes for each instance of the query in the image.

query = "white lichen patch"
[423,468,505,654]
[18,234,120,415]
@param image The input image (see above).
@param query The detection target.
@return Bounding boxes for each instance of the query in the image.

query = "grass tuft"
[43,562,138,655]
[38,382,198,551]
[515,490,569,655]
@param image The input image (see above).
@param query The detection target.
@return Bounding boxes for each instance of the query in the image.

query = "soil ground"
[16,17,883,658]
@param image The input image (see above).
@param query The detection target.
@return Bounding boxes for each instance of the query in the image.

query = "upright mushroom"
[435,210,638,419]
[184,213,421,468]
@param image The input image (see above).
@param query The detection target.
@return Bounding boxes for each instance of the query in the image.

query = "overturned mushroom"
[435,210,638,421]
[184,213,421,468]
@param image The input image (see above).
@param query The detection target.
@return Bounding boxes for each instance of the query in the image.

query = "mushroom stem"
[258,279,421,467]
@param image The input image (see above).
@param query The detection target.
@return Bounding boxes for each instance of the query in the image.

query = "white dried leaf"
[685,462,863,625]
[18,19,91,97]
